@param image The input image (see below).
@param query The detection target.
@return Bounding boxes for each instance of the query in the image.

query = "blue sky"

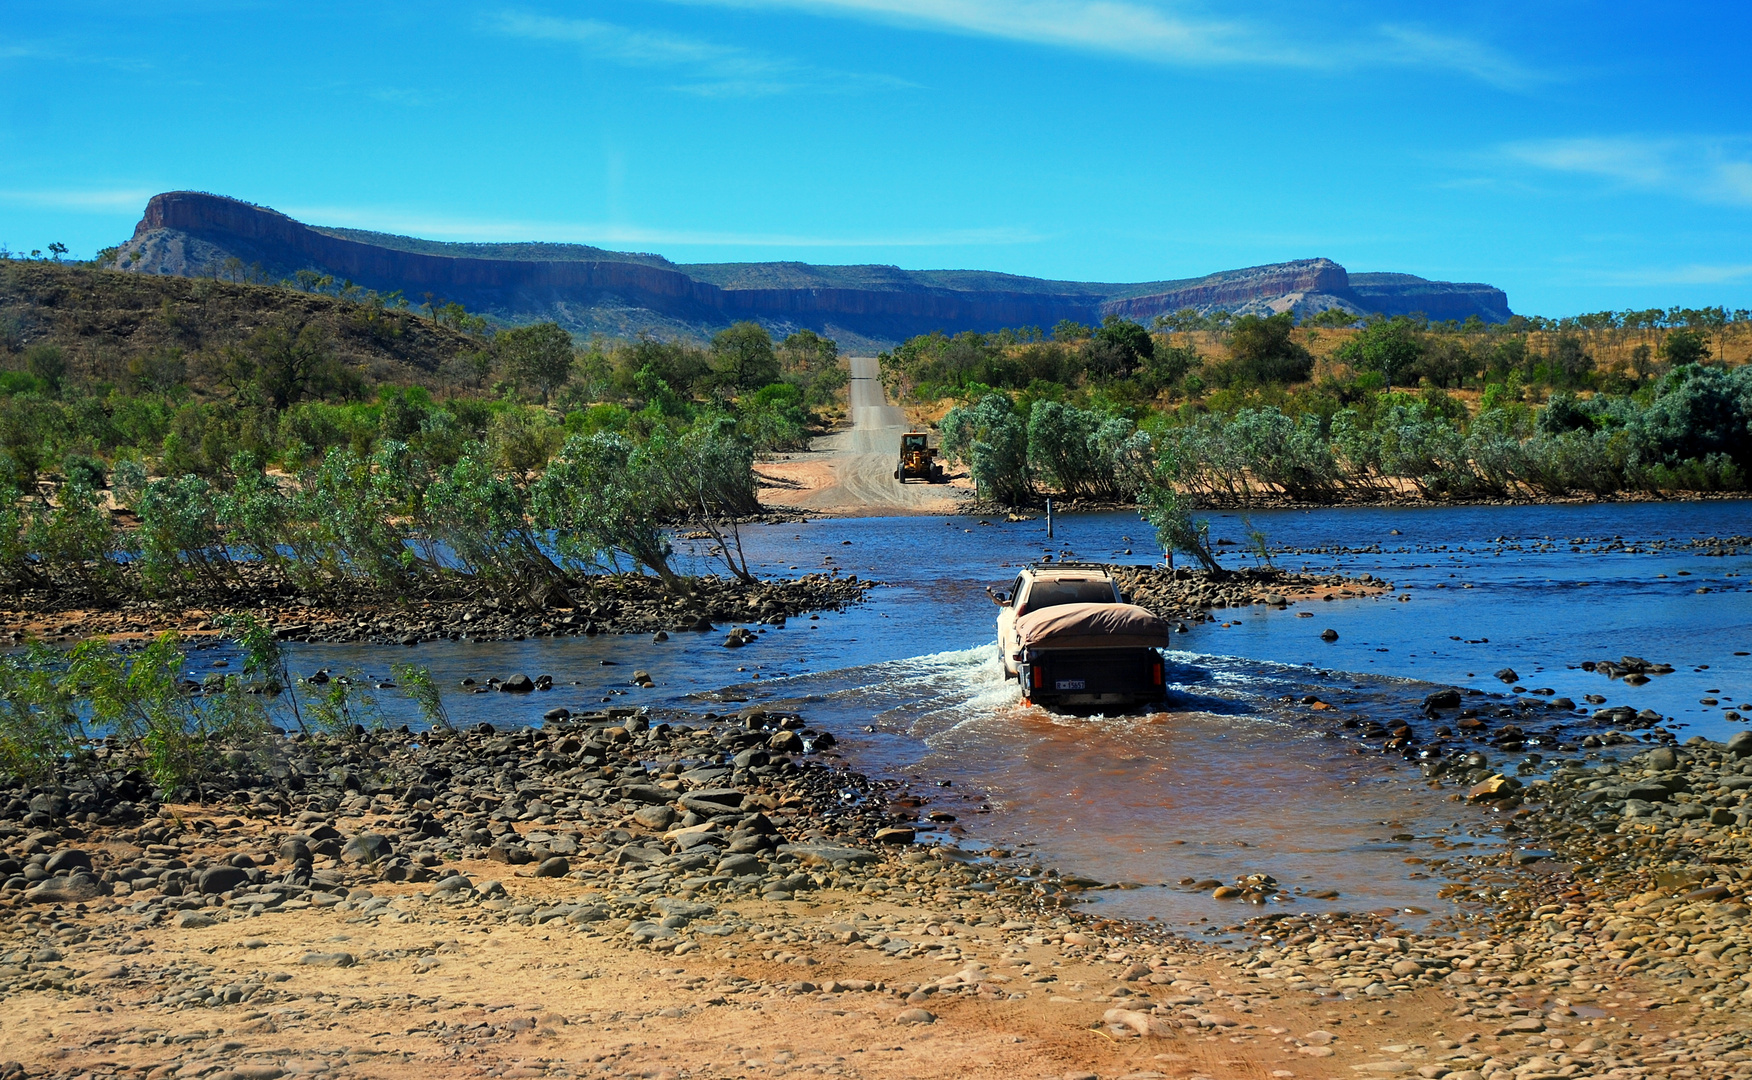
[2,1,1749,316]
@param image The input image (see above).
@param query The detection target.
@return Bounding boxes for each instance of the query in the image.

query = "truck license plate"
[1054,679,1085,691]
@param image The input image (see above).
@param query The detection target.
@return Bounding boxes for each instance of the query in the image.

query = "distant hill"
[0,259,484,391]
[111,192,1512,346]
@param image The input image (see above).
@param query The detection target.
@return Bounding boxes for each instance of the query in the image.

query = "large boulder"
[340,833,393,865]
[1422,688,1462,710]
[197,865,250,894]
[632,805,677,831]
[25,873,107,904]
[43,849,92,874]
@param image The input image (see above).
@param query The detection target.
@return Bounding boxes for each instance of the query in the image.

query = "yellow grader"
[894,431,945,483]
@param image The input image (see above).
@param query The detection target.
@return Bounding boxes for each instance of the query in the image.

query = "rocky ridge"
[113,192,1514,344]
[3,571,874,646]
[1106,564,1393,627]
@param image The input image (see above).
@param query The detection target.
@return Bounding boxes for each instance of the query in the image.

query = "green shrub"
[941,394,1031,505]
[67,633,270,795]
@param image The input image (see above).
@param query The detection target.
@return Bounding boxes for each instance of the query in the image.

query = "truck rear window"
[1024,579,1117,609]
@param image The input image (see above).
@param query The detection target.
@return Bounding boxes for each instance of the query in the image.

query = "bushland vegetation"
[0,259,849,605]
[0,608,465,797]
[894,306,1752,510]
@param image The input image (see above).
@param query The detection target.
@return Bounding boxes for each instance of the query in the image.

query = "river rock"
[1320,629,1338,641]
[1468,775,1521,802]
[198,865,250,894]
[340,833,393,865]
[24,873,106,904]
[633,805,677,830]
[501,674,535,693]
[679,789,746,815]
[279,837,313,863]
[1495,668,1519,683]
[1422,688,1462,710]
[665,822,719,849]
[1728,731,1752,758]
[300,952,356,967]
[43,849,92,874]
[894,1008,935,1025]
[715,853,763,877]
[778,842,879,867]
[1646,747,1678,771]
[534,857,570,878]
[1104,1007,1169,1036]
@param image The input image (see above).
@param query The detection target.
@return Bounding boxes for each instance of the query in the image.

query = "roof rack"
[1028,560,1114,571]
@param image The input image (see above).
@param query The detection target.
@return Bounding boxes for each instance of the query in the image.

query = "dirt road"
[757,356,968,516]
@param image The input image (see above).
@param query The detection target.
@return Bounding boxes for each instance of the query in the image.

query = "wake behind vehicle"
[894,431,945,483]
[993,563,1169,709]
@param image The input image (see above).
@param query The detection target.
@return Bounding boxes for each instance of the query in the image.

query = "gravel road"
[765,356,967,516]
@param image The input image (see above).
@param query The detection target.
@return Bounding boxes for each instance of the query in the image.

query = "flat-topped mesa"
[1348,272,1512,323]
[114,191,1513,343]
[1097,258,1352,321]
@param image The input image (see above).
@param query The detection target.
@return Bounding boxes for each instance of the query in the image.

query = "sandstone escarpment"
[114,192,1512,343]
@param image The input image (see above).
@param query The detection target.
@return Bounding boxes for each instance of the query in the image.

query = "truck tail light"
[1152,662,1163,685]
[1031,666,1043,689]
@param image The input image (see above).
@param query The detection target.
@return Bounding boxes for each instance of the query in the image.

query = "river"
[247,500,1752,936]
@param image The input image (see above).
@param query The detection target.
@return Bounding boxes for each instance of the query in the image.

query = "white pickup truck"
[993,563,1169,709]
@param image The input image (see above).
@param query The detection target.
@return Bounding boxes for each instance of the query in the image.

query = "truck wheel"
[893,469,900,479]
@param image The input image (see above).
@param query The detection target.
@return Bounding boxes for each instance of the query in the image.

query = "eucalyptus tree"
[495,321,576,404]
[709,322,781,393]
[532,432,681,589]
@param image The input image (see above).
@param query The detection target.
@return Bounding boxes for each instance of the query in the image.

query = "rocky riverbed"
[1,571,874,647]
[6,691,1752,1080]
[1107,565,1393,628]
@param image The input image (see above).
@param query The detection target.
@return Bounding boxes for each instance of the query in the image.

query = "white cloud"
[666,0,1297,66]
[289,203,1040,249]
[489,11,904,96]
[0,189,156,212]
[1374,25,1543,91]
[1596,263,1752,287]
[682,0,1290,65]
[1505,136,1752,207]
[665,0,1540,86]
